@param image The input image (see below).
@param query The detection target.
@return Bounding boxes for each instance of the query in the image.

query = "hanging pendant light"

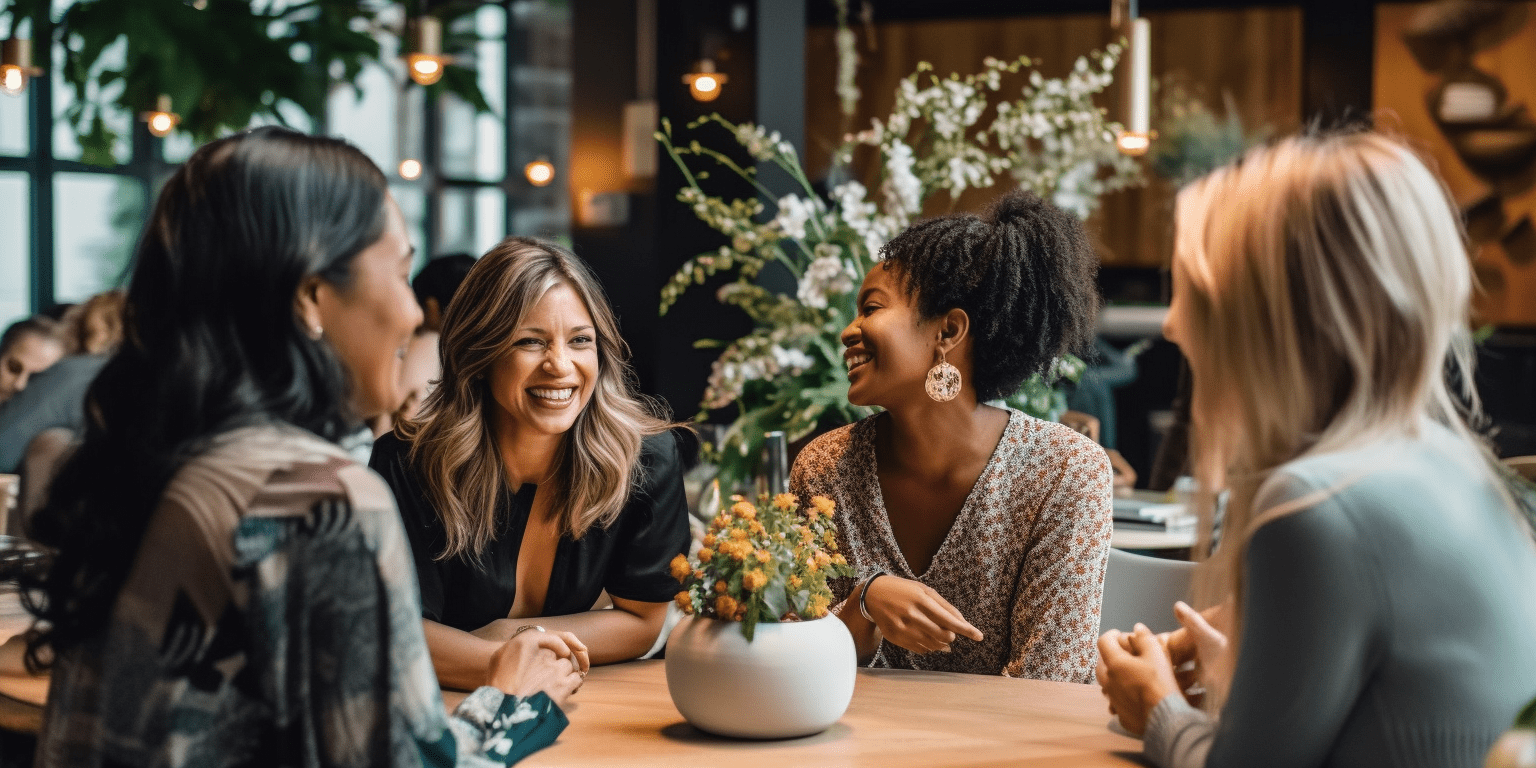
[683,59,727,103]
[0,38,42,97]
[1115,5,1153,156]
[405,16,450,86]
[141,94,181,137]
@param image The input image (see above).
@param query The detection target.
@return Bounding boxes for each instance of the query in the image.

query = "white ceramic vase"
[664,613,857,739]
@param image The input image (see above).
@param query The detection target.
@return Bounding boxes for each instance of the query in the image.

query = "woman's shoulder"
[162,424,399,543]
[796,417,873,466]
[996,409,1110,475]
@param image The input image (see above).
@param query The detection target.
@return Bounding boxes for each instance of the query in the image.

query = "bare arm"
[428,597,670,689]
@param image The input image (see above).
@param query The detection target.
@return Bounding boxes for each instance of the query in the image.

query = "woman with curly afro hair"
[789,190,1113,680]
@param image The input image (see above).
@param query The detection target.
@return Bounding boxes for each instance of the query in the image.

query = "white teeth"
[845,354,869,371]
[530,388,575,401]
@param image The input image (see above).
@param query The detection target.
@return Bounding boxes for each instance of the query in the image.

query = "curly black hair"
[880,190,1099,402]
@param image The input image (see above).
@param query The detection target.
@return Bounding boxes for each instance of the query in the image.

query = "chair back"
[1098,547,1197,636]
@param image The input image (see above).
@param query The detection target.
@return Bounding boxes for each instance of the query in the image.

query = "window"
[0,0,572,329]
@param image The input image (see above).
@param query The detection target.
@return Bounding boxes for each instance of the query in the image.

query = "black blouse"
[369,430,690,631]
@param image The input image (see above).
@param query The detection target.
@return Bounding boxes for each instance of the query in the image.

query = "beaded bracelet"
[858,569,887,622]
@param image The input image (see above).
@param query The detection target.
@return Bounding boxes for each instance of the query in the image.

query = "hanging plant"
[0,0,493,166]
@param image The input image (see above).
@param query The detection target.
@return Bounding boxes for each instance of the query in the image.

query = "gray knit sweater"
[1143,422,1536,768]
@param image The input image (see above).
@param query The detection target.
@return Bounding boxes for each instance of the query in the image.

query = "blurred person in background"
[0,317,65,406]
[0,290,127,474]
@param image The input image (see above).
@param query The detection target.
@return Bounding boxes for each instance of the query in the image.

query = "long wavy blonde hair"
[398,237,673,559]
[1174,132,1504,672]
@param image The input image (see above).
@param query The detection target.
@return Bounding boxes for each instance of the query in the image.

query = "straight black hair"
[23,126,389,667]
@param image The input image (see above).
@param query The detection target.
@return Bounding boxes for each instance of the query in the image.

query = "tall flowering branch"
[659,51,1141,491]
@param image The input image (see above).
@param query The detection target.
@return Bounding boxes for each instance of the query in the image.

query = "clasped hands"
[486,627,590,707]
[1096,601,1229,736]
[860,574,984,654]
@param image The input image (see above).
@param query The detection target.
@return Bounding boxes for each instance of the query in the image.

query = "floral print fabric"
[35,425,565,768]
[789,409,1113,681]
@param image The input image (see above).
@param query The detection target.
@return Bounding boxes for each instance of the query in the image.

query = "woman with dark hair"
[370,237,689,691]
[25,127,583,767]
[789,190,1113,679]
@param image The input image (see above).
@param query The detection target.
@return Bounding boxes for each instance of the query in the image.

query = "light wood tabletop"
[461,659,1144,768]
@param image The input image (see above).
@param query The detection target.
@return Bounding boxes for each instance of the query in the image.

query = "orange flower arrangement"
[670,493,854,640]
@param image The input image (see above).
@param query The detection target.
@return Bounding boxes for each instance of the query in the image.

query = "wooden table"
[456,660,1144,767]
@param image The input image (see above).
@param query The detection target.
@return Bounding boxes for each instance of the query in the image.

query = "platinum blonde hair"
[1173,132,1499,679]
[399,237,673,559]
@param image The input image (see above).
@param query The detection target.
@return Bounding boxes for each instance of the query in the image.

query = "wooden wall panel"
[1376,3,1536,327]
[803,8,1302,272]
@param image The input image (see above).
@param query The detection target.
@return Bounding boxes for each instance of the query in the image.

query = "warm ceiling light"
[398,158,423,180]
[405,16,450,86]
[141,94,180,137]
[683,59,727,102]
[1115,131,1151,156]
[0,38,42,97]
[524,158,555,187]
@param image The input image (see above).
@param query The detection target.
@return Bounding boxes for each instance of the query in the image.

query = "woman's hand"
[486,628,590,707]
[1158,601,1231,705]
[1096,624,1181,736]
[863,575,983,654]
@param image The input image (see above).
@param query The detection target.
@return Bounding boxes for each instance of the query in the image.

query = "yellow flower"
[730,528,749,541]
[750,521,766,536]
[815,551,832,568]
[772,493,797,511]
[702,533,716,549]
[755,549,770,563]
[806,593,831,618]
[669,554,692,581]
[674,591,694,613]
[693,569,705,580]
[800,527,814,542]
[731,500,757,518]
[730,494,746,503]
[823,529,836,546]
[715,595,739,617]
[811,496,836,516]
[697,547,714,562]
[788,574,802,589]
[711,513,731,531]
[715,580,729,594]
[832,553,847,566]
[727,542,749,561]
[742,570,767,591]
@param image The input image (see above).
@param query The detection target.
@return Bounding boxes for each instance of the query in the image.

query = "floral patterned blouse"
[789,408,1113,681]
[35,425,565,768]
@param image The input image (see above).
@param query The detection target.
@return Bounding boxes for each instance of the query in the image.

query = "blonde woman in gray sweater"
[1096,132,1536,768]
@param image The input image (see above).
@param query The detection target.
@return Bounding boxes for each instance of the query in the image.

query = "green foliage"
[0,0,494,166]
[1148,78,1267,187]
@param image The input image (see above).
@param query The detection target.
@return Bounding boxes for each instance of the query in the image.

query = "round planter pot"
[664,613,857,739]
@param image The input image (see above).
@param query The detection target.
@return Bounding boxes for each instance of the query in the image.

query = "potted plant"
[664,493,858,739]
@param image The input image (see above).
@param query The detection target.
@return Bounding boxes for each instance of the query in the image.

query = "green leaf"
[762,582,790,620]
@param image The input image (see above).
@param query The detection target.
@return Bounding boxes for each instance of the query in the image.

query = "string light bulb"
[524,158,555,187]
[405,16,450,86]
[683,59,727,102]
[1,38,42,97]
[398,158,423,180]
[141,94,180,137]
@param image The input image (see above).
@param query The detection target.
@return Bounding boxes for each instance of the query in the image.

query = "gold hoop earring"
[925,347,961,402]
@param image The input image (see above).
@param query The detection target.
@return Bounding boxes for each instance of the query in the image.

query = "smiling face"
[311,197,423,420]
[487,281,599,443]
[841,264,944,409]
[0,331,64,403]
